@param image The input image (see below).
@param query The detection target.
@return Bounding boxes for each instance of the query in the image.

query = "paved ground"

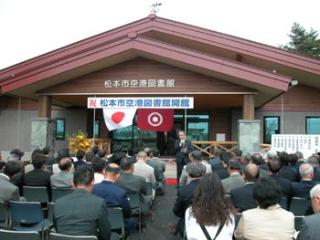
[130,184,180,240]
[130,160,180,240]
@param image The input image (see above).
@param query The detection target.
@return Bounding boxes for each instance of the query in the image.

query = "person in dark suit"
[23,153,51,190]
[54,167,111,240]
[211,154,230,180]
[117,157,150,214]
[291,163,316,198]
[268,157,292,197]
[0,161,20,202]
[92,163,131,218]
[297,184,320,239]
[172,162,206,236]
[279,152,298,182]
[231,163,258,212]
[73,149,88,170]
[174,130,193,183]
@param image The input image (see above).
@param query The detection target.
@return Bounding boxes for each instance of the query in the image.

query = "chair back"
[279,196,288,210]
[294,216,304,231]
[127,192,140,209]
[49,232,97,240]
[289,197,311,216]
[47,202,55,224]
[0,201,8,229]
[52,187,73,202]
[10,201,44,225]
[23,186,49,203]
[0,229,41,240]
[108,208,124,230]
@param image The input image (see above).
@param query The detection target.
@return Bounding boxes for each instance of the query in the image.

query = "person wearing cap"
[179,150,211,187]
[172,161,206,237]
[222,159,244,194]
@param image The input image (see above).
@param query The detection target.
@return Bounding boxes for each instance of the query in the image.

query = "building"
[0,14,320,155]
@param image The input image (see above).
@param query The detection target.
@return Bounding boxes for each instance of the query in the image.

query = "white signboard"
[271,134,320,158]
[87,97,194,109]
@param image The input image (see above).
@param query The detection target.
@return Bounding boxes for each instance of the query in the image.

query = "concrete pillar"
[31,95,55,151]
[239,95,260,154]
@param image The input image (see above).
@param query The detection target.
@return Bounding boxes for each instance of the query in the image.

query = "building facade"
[0,15,319,155]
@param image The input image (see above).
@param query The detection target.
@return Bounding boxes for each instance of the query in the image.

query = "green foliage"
[282,22,320,59]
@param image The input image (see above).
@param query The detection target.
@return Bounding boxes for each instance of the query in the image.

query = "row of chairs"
[23,186,74,203]
[0,230,121,240]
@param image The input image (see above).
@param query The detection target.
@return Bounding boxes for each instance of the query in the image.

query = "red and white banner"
[103,108,136,131]
[137,109,174,132]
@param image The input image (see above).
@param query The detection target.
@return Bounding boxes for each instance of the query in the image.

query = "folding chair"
[51,187,73,202]
[110,233,121,240]
[10,201,52,239]
[47,202,55,224]
[23,186,49,204]
[294,216,304,231]
[289,197,311,216]
[108,208,125,238]
[279,196,288,210]
[0,229,41,240]
[127,192,142,234]
[49,232,97,240]
[0,200,8,229]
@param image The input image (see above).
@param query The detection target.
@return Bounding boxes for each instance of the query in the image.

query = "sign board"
[271,134,320,158]
[104,79,175,89]
[87,97,194,109]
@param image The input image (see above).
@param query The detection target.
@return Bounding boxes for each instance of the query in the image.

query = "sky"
[0,0,319,69]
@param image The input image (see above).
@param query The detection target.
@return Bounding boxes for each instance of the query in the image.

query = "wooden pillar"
[38,95,51,118]
[242,95,255,120]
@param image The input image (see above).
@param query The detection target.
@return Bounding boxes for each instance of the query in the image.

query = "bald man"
[230,164,258,212]
[50,157,73,188]
[291,163,316,198]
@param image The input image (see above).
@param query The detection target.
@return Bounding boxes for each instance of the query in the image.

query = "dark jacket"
[117,172,148,195]
[279,166,298,182]
[173,179,200,218]
[23,168,51,189]
[291,180,315,198]
[270,173,292,197]
[230,182,257,212]
[174,139,193,165]
[93,180,131,218]
[54,189,111,240]
[211,162,229,180]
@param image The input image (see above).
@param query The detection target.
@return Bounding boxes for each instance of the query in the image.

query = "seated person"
[117,157,151,214]
[73,149,87,170]
[211,152,230,180]
[278,151,298,182]
[297,184,320,239]
[235,177,295,240]
[24,149,43,174]
[93,163,135,232]
[50,158,73,188]
[23,153,51,190]
[180,150,211,186]
[54,167,111,240]
[144,148,163,190]
[268,157,291,197]
[92,156,107,184]
[0,161,20,201]
[185,173,235,240]
[231,163,258,212]
[250,153,268,178]
[222,160,244,194]
[172,162,206,237]
[291,163,315,198]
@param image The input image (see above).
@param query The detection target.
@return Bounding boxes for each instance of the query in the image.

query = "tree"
[282,22,320,59]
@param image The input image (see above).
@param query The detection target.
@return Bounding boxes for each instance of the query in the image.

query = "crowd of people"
[1,138,320,239]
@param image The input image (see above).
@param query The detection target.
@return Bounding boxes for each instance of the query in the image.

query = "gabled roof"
[0,14,319,104]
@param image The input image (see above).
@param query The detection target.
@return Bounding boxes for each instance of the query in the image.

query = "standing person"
[174,130,193,183]
[54,167,111,240]
[185,173,235,240]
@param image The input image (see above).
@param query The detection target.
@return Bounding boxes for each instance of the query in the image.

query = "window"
[186,114,209,141]
[55,118,65,140]
[306,117,320,134]
[263,116,280,144]
[94,120,100,138]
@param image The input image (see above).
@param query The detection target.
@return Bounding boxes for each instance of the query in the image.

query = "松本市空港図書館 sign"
[104,79,175,88]
[87,97,194,109]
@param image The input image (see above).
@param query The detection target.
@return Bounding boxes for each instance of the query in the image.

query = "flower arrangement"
[68,130,91,153]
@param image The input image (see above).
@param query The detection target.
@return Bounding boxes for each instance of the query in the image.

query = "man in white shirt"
[133,151,156,186]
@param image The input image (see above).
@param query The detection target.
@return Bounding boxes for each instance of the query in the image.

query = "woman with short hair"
[185,173,235,240]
